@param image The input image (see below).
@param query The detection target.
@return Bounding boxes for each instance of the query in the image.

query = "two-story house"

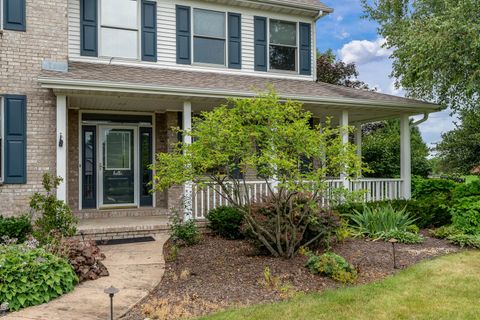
[1,0,438,237]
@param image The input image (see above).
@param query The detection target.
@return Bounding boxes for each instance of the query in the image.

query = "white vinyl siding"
[68,0,315,81]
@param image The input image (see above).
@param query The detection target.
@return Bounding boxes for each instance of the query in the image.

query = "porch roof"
[39,62,439,116]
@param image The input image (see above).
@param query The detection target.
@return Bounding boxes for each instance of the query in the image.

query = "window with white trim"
[100,0,139,59]
[193,8,226,65]
[269,19,297,71]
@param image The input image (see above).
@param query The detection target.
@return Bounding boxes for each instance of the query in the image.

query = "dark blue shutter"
[141,0,157,62]
[3,0,26,31]
[254,16,267,72]
[299,23,312,75]
[80,0,98,57]
[4,95,26,184]
[228,13,241,69]
[176,5,191,65]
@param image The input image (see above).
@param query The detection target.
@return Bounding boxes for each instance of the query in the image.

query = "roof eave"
[38,77,440,113]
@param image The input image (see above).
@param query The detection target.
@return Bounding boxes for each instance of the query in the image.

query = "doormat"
[96,236,155,246]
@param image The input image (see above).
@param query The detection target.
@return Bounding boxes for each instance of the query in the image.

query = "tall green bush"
[30,174,77,244]
[0,244,77,311]
[207,206,244,239]
[0,216,32,243]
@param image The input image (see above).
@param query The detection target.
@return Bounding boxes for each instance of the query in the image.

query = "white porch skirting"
[191,178,404,219]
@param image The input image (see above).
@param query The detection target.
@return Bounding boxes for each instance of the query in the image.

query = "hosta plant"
[0,243,77,311]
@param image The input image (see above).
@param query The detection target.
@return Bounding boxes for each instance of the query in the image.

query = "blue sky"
[315,0,457,150]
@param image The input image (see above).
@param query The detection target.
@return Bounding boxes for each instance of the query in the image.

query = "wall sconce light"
[58,133,64,147]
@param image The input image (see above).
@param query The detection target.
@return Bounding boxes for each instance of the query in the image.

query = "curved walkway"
[5,234,168,320]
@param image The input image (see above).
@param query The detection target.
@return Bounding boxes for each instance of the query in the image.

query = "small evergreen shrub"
[453,180,480,199]
[412,177,458,198]
[383,230,424,244]
[305,252,357,284]
[169,213,200,246]
[207,206,244,239]
[0,215,32,243]
[345,204,417,239]
[0,243,77,311]
[30,174,77,244]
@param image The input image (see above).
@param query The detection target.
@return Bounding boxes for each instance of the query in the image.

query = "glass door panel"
[100,127,136,206]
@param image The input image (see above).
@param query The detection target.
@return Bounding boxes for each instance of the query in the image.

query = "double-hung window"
[193,9,226,66]
[269,19,297,72]
[100,0,139,59]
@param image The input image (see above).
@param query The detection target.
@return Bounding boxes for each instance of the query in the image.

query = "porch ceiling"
[40,61,441,124]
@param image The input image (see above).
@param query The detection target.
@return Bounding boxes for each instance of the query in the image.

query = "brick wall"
[0,0,68,217]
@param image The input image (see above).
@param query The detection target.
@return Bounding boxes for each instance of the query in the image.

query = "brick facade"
[0,0,68,217]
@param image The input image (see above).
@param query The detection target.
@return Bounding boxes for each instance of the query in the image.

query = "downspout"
[410,113,429,127]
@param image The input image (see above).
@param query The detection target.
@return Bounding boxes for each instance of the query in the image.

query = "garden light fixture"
[389,238,398,269]
[104,285,119,320]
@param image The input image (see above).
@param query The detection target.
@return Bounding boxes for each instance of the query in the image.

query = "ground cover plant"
[0,242,77,311]
[304,251,357,284]
[152,91,362,258]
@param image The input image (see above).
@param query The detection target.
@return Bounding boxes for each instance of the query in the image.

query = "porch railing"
[191,178,404,219]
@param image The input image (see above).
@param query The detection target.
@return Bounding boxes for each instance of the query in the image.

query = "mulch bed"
[123,232,460,320]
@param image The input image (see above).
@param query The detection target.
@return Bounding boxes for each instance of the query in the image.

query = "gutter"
[38,77,440,112]
[411,113,430,127]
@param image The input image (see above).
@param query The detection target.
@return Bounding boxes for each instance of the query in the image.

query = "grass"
[199,251,480,320]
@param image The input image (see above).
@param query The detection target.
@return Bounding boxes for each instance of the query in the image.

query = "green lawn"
[200,251,480,320]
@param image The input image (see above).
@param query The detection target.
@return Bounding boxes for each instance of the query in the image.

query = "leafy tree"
[362,0,480,112]
[362,120,431,177]
[435,110,480,174]
[316,50,371,90]
[152,91,362,258]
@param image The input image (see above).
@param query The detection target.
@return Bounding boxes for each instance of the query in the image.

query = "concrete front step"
[76,215,170,241]
[73,207,169,220]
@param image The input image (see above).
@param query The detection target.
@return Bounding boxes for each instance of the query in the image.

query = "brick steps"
[76,215,170,241]
[73,207,168,220]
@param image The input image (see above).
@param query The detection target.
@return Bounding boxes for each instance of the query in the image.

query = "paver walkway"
[4,234,168,320]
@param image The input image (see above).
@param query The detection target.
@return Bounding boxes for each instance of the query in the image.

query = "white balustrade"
[191,178,405,219]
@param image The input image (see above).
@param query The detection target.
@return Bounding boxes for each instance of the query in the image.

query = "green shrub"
[383,230,424,244]
[429,225,462,239]
[0,244,77,311]
[412,177,458,198]
[335,199,450,228]
[305,252,357,284]
[450,196,480,235]
[30,174,77,244]
[453,180,480,199]
[169,213,200,246]
[0,215,32,243]
[345,204,417,239]
[406,224,420,234]
[207,206,244,239]
[446,233,480,248]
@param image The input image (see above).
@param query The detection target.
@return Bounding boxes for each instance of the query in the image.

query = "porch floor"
[77,215,170,241]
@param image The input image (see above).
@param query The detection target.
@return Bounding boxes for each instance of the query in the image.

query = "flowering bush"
[0,243,77,311]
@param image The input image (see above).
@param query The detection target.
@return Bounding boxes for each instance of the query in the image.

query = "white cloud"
[339,38,392,64]
[336,31,350,39]
[336,15,344,22]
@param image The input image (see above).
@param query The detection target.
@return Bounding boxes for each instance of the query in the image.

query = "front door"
[99,126,138,207]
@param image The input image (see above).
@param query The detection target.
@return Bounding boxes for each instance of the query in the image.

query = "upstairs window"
[193,9,226,66]
[100,0,139,59]
[269,20,297,71]
[1,0,26,31]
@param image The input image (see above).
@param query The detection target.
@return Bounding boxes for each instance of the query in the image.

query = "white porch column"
[354,123,362,159]
[56,95,67,201]
[183,101,193,220]
[400,114,411,199]
[339,110,349,189]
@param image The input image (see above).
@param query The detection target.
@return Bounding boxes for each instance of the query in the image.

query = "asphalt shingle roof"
[39,61,437,109]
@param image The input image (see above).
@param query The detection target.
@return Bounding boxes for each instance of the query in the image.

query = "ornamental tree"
[152,91,362,257]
